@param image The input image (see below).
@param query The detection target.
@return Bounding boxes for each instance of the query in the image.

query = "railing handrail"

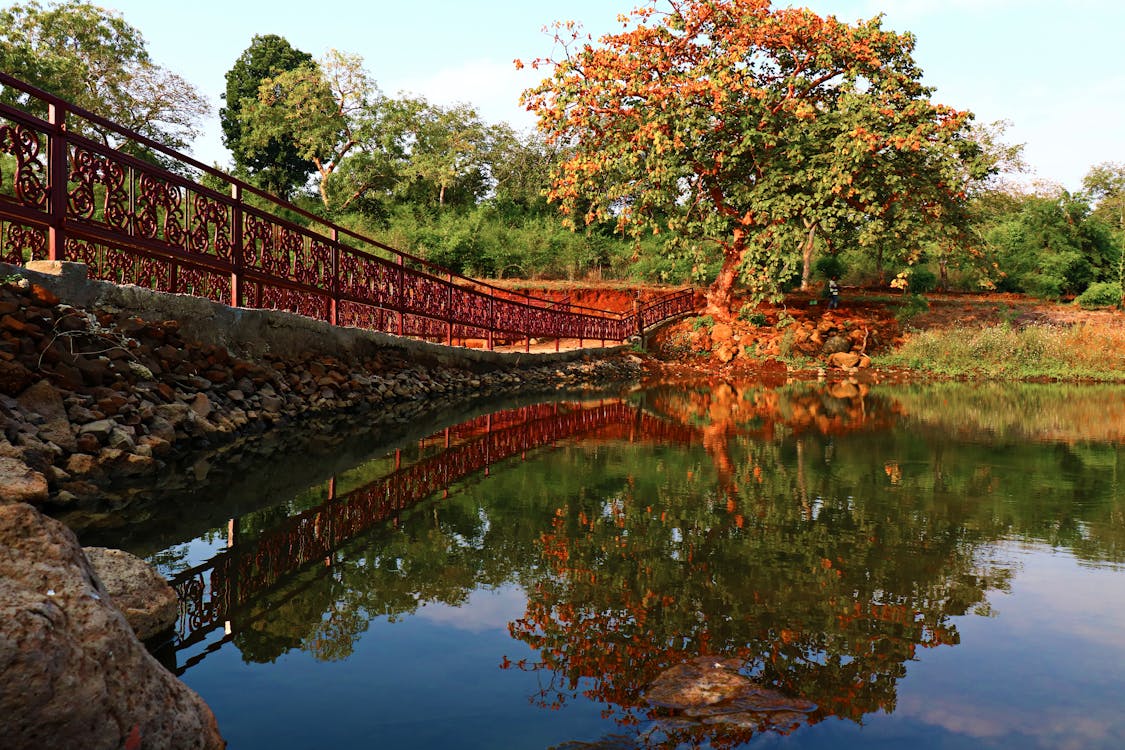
[0,71,698,344]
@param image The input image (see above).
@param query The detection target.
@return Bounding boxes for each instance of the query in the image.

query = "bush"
[690,315,715,331]
[1075,282,1123,309]
[909,267,938,293]
[814,254,844,280]
[895,294,930,323]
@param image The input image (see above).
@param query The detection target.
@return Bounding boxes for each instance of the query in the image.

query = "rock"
[0,503,224,750]
[821,335,851,355]
[710,322,734,343]
[19,382,78,452]
[645,656,751,709]
[189,393,212,419]
[0,456,49,505]
[714,341,738,364]
[0,359,36,396]
[827,351,862,369]
[82,547,179,641]
[78,419,116,440]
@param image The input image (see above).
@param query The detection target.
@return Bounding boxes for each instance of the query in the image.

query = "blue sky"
[86,0,1124,191]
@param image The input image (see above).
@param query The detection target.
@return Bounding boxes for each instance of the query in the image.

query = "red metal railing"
[0,72,695,348]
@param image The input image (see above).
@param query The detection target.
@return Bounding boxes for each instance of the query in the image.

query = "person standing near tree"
[827,277,840,309]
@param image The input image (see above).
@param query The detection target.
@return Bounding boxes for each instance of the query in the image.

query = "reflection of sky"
[893,544,1125,750]
[414,585,527,633]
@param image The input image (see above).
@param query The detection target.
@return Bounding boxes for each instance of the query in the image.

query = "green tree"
[238,48,392,213]
[522,0,982,314]
[220,34,315,199]
[488,126,560,216]
[0,0,208,162]
[982,189,1117,298]
[1083,162,1125,305]
[387,98,493,209]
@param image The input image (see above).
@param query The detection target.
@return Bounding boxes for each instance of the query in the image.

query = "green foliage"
[0,0,208,162]
[1075,281,1123,309]
[221,34,315,199]
[690,315,715,331]
[738,305,768,327]
[908,267,938,293]
[814,254,845,281]
[983,192,1117,298]
[895,294,930,323]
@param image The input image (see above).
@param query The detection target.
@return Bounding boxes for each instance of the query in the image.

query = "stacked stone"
[0,276,642,509]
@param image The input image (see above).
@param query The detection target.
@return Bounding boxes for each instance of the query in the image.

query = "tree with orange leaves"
[522,0,990,314]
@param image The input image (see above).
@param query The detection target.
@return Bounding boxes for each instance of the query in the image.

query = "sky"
[68,0,1125,191]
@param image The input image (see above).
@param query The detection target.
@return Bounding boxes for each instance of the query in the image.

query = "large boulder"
[0,503,224,750]
[83,547,179,641]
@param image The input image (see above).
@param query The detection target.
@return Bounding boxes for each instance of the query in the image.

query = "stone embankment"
[1,261,645,750]
[0,262,641,510]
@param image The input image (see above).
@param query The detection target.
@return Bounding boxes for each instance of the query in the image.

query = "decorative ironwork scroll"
[0,120,48,208]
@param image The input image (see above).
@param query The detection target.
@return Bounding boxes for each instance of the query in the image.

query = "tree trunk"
[800,221,818,291]
[705,254,741,317]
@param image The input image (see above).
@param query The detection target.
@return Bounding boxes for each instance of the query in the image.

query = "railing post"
[397,255,405,338]
[229,184,243,308]
[329,228,339,326]
[47,102,67,262]
[446,273,453,346]
[488,289,494,351]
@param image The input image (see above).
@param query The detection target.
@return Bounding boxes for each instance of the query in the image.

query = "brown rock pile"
[0,276,642,508]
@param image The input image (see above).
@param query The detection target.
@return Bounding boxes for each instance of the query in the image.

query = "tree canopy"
[522,0,987,312]
[221,34,316,199]
[0,0,208,161]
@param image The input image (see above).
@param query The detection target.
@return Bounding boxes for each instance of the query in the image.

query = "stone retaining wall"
[0,261,642,511]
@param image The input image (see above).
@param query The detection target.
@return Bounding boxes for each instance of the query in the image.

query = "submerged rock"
[644,655,816,737]
[0,503,224,750]
[644,656,750,708]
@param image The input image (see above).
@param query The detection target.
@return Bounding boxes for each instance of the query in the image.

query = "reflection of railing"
[168,401,697,666]
[0,72,695,348]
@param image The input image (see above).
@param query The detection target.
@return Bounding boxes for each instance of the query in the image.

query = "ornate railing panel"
[0,72,696,348]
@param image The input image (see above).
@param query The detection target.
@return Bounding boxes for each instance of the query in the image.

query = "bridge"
[166,399,699,674]
[0,72,694,350]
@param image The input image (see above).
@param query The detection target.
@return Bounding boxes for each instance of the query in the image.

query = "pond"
[75,380,1125,749]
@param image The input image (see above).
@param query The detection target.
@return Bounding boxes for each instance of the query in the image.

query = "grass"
[879,322,1125,381]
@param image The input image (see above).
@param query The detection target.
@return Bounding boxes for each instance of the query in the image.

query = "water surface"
[94,381,1125,749]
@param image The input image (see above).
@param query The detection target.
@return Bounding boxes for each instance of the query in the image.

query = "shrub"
[895,294,930,323]
[1076,282,1123,309]
[690,314,715,331]
[814,254,844,280]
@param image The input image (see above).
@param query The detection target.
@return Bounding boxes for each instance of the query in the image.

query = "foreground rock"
[84,546,179,641]
[0,503,224,750]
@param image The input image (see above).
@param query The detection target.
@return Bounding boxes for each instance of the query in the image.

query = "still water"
[85,381,1125,749]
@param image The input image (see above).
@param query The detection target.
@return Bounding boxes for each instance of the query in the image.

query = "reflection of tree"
[166,381,1123,745]
[505,454,1011,746]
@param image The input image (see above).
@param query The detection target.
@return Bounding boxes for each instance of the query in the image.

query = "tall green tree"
[0,0,208,161]
[220,34,315,199]
[522,0,983,313]
[387,97,494,209]
[237,49,395,213]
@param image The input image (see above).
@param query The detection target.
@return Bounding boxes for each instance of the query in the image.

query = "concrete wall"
[8,261,625,371]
